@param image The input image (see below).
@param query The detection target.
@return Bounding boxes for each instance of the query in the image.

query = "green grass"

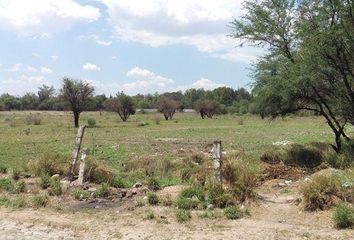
[0,111,336,185]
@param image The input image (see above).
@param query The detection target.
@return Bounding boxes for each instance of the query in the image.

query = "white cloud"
[32,52,40,57]
[78,34,112,46]
[51,55,59,60]
[83,63,100,71]
[111,56,117,60]
[26,66,38,72]
[0,0,100,36]
[1,75,48,95]
[190,78,224,90]
[98,0,258,62]
[40,67,52,74]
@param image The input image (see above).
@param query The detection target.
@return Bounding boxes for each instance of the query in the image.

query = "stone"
[51,174,60,179]
[207,204,215,210]
[133,182,143,188]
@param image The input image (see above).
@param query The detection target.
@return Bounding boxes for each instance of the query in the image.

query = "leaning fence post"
[212,140,222,182]
[78,148,88,185]
[67,125,86,180]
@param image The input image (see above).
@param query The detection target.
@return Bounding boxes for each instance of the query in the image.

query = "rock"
[51,174,60,179]
[133,182,143,188]
[278,182,286,187]
[207,204,215,210]
[284,180,292,185]
[88,187,97,192]
[117,189,127,198]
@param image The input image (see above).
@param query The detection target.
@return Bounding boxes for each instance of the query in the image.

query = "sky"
[0,0,264,96]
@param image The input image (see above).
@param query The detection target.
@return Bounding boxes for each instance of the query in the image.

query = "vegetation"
[224,206,244,220]
[231,0,354,152]
[147,192,159,205]
[104,93,136,122]
[333,203,354,229]
[175,209,191,223]
[158,97,178,120]
[95,183,110,198]
[32,195,49,208]
[60,78,95,128]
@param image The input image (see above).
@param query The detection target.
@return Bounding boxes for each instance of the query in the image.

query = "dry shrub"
[223,153,262,202]
[85,157,115,184]
[28,152,70,177]
[180,152,211,184]
[260,150,283,165]
[126,156,157,177]
[301,174,340,211]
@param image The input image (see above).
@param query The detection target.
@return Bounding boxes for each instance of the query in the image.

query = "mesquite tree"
[104,93,136,122]
[231,0,354,152]
[61,78,94,128]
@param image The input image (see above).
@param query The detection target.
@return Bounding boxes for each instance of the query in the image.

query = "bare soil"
[0,179,353,240]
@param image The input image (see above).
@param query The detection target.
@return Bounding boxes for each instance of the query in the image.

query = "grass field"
[0,111,334,170]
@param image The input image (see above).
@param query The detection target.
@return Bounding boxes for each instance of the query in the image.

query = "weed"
[110,176,129,188]
[72,189,90,200]
[87,117,97,127]
[260,150,283,164]
[48,178,63,196]
[95,183,110,198]
[39,174,51,189]
[147,192,159,205]
[32,195,49,208]
[85,158,115,184]
[0,178,16,193]
[10,196,26,208]
[333,203,354,229]
[147,177,161,191]
[180,186,205,201]
[224,206,243,220]
[175,197,199,210]
[15,180,26,193]
[176,209,191,223]
[143,210,155,220]
[28,152,69,177]
[161,194,173,207]
[0,165,7,174]
[135,198,145,207]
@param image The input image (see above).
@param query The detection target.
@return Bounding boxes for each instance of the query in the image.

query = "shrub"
[223,154,262,202]
[48,178,63,196]
[153,116,161,125]
[95,183,110,198]
[161,194,173,206]
[85,158,115,184]
[28,152,69,177]
[0,178,16,193]
[15,180,26,193]
[333,203,354,229]
[72,189,90,201]
[143,210,155,220]
[33,115,42,125]
[0,165,7,174]
[87,117,96,128]
[176,210,191,223]
[10,196,26,208]
[180,186,205,202]
[32,195,49,208]
[326,140,354,169]
[224,206,244,220]
[10,168,21,180]
[206,183,232,208]
[175,197,199,210]
[301,174,339,211]
[147,177,161,191]
[260,150,283,164]
[110,176,129,188]
[284,144,323,168]
[39,175,51,189]
[147,192,159,205]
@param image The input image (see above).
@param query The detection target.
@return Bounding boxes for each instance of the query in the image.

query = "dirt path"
[0,182,353,240]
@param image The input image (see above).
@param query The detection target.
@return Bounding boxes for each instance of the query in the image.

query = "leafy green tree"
[104,93,136,122]
[231,0,354,151]
[60,78,95,128]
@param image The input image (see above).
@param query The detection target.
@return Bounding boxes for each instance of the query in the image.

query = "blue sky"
[0,0,263,96]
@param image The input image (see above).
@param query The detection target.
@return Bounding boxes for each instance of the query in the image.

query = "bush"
[284,144,323,168]
[333,203,354,229]
[175,197,199,210]
[85,158,115,184]
[143,210,155,220]
[0,178,16,193]
[301,174,339,211]
[223,154,262,202]
[95,183,110,198]
[180,186,205,201]
[110,176,130,188]
[39,175,51,189]
[32,195,49,208]
[326,140,354,169]
[147,192,159,205]
[28,152,69,177]
[153,116,161,125]
[206,182,232,208]
[15,180,26,193]
[260,150,283,164]
[147,177,161,191]
[224,206,244,220]
[48,178,63,196]
[87,117,96,128]
[176,209,191,223]
[72,189,90,201]
[9,196,26,208]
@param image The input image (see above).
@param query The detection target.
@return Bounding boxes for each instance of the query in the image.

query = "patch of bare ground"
[0,179,353,239]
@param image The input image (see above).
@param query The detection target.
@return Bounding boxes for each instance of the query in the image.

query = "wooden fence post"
[78,148,88,185]
[67,125,86,180]
[212,140,222,182]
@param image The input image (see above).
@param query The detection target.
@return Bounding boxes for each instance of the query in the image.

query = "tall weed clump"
[284,144,323,168]
[325,140,354,169]
[28,152,70,177]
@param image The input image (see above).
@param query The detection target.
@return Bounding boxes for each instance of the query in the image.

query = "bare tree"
[104,93,136,122]
[158,97,178,120]
[194,100,220,119]
[61,78,94,128]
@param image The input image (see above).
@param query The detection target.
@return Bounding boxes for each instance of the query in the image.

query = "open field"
[0,111,334,167]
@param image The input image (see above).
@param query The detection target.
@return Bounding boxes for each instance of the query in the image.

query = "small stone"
[133,182,143,188]
[278,182,286,187]
[88,187,97,192]
[52,174,60,179]
[284,180,292,185]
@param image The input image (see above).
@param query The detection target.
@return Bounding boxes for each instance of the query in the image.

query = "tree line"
[0,79,256,126]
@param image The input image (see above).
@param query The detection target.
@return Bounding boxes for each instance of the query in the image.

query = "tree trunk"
[74,112,80,128]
